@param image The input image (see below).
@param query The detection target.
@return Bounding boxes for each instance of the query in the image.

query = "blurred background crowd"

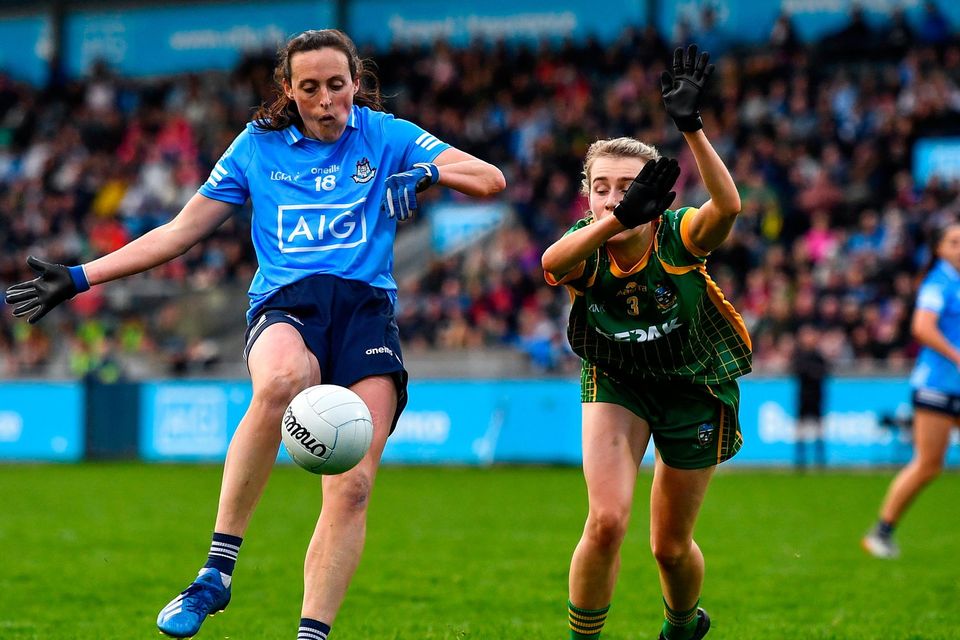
[0,3,958,379]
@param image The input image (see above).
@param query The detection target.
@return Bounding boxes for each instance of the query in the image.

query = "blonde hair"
[581,137,660,196]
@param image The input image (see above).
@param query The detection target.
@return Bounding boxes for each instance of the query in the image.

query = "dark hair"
[919,217,960,278]
[253,29,383,132]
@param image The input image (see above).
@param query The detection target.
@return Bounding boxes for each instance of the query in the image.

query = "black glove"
[5,256,89,324]
[660,44,715,132]
[612,157,681,229]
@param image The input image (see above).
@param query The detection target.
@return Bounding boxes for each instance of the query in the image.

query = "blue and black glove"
[381,162,439,221]
[5,256,90,324]
[612,157,681,229]
[660,44,715,133]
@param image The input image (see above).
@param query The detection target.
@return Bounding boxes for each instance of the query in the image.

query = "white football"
[281,384,373,475]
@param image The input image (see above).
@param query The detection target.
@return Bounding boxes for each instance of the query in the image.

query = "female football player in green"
[542,45,750,640]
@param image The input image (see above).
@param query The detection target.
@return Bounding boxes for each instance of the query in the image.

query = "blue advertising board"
[139,381,253,461]
[134,376,957,467]
[386,377,955,467]
[63,2,334,78]
[913,137,960,187]
[0,15,51,86]
[348,0,645,49]
[0,382,83,461]
[383,379,583,465]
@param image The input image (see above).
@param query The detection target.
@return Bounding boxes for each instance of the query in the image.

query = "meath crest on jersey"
[351,157,377,183]
[696,422,716,448]
[654,282,678,311]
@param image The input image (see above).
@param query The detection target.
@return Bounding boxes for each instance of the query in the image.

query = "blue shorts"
[243,274,408,432]
[912,388,960,419]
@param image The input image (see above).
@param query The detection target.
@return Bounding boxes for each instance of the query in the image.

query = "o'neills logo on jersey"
[352,157,377,183]
[277,198,367,253]
[602,318,682,343]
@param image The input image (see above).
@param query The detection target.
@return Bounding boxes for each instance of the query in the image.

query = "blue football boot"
[157,568,231,638]
[658,608,710,640]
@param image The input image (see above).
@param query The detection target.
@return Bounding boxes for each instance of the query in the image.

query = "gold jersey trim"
[679,206,711,257]
[699,265,752,350]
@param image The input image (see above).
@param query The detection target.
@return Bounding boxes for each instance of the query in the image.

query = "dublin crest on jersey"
[351,157,377,183]
[654,282,678,311]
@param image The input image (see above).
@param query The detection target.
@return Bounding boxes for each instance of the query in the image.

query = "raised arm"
[6,193,234,323]
[660,44,741,253]
[683,130,741,252]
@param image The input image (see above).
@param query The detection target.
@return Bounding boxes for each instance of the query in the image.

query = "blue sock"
[202,532,243,576]
[876,520,895,538]
[298,618,331,640]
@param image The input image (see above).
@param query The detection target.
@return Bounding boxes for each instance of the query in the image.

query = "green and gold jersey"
[545,207,752,384]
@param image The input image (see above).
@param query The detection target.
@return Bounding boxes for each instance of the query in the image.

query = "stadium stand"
[0,8,958,378]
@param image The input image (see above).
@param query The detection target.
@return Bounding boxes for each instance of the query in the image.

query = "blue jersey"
[198,106,450,321]
[909,259,960,394]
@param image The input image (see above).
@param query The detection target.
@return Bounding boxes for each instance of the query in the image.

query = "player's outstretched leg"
[658,608,710,640]
[157,568,232,638]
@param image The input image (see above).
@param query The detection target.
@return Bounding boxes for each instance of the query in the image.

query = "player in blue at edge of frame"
[863,219,960,560]
[543,44,748,640]
[5,29,505,639]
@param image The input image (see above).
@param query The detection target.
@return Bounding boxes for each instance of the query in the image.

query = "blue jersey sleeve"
[916,276,946,314]
[383,115,451,168]
[198,125,254,205]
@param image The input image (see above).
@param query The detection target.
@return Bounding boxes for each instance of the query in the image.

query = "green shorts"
[581,363,743,469]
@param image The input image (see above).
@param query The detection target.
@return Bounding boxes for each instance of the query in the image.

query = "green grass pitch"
[0,463,957,639]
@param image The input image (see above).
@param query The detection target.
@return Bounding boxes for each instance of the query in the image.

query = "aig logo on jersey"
[277,198,367,253]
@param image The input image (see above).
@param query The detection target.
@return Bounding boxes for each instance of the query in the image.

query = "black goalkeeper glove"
[5,256,90,324]
[660,44,715,133]
[612,157,681,229]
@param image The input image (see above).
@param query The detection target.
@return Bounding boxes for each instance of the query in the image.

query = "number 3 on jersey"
[315,175,337,191]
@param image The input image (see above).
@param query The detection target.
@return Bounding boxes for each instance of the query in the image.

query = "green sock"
[568,600,609,639]
[661,598,699,640]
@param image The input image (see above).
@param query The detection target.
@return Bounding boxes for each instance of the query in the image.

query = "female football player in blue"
[5,29,505,639]
[863,220,960,559]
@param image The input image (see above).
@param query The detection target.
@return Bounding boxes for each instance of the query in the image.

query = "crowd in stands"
[0,4,958,378]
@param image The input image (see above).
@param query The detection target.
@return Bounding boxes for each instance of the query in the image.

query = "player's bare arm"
[912,309,960,367]
[542,216,622,279]
[431,147,506,197]
[84,194,235,286]
[683,130,741,253]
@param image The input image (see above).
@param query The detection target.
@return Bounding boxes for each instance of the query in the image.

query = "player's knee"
[650,537,691,569]
[254,365,313,412]
[585,508,629,550]
[916,459,944,483]
[326,472,373,513]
